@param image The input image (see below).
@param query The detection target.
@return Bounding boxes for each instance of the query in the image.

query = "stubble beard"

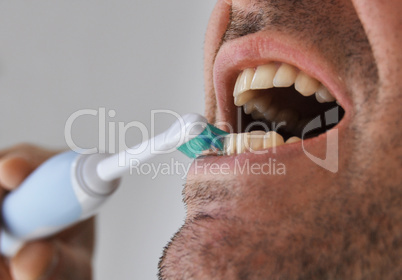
[158,1,402,279]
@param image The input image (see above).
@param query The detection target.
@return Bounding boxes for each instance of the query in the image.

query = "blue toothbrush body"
[0,113,227,257]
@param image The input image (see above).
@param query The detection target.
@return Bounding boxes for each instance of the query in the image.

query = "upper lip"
[213,30,352,130]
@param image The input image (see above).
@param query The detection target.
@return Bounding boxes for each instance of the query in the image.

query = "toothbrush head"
[177,123,228,158]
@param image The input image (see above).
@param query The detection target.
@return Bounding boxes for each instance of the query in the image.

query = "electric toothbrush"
[0,113,227,257]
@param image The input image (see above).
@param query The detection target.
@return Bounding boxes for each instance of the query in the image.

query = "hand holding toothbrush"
[0,144,94,280]
[0,114,227,279]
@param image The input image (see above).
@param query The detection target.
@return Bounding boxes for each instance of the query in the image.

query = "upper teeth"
[273,63,298,88]
[233,62,337,130]
[251,64,276,89]
[223,62,340,155]
[234,62,336,105]
[315,85,336,103]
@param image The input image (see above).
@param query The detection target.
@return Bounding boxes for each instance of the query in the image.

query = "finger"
[10,241,54,280]
[0,257,12,280]
[56,218,95,253]
[47,242,92,280]
[10,240,92,280]
[0,144,59,168]
[0,144,31,159]
[0,156,33,191]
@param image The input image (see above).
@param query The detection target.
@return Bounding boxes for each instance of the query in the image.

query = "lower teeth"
[223,130,301,155]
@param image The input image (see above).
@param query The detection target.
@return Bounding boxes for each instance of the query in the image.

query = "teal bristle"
[177,124,228,158]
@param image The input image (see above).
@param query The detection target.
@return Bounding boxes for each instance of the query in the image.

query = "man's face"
[159,0,402,279]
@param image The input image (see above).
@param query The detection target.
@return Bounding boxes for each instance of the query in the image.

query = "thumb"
[10,240,92,280]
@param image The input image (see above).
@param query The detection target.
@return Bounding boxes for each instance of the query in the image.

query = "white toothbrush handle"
[97,113,208,181]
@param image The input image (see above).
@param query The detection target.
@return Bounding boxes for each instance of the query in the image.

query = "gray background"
[0,1,215,279]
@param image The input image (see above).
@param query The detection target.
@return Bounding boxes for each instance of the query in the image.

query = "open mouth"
[219,61,345,156]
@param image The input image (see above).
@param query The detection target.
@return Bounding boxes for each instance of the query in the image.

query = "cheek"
[351,0,402,86]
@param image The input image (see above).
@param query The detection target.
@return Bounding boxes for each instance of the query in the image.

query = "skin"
[158,0,402,279]
[1,0,401,279]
